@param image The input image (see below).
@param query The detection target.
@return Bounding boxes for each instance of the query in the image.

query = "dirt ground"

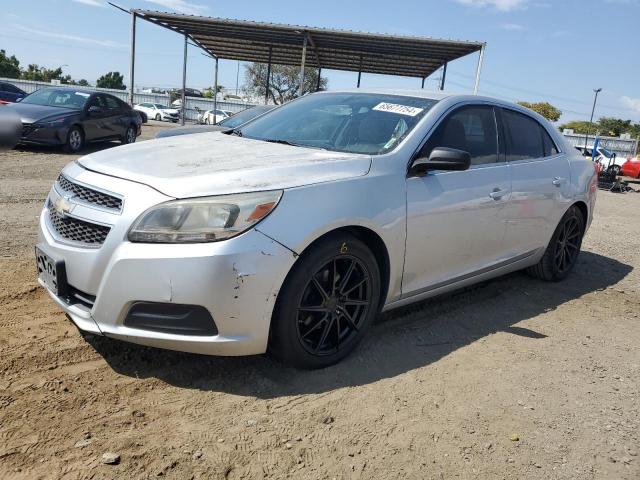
[1,123,639,479]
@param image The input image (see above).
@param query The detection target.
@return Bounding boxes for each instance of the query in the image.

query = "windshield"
[21,88,89,109]
[218,106,272,129]
[153,104,170,109]
[237,92,438,155]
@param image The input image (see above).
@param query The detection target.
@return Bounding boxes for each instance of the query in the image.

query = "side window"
[87,95,104,109]
[420,105,498,166]
[541,127,559,157]
[102,95,120,112]
[502,109,544,161]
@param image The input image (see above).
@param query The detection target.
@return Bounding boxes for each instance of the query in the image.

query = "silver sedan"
[36,89,597,368]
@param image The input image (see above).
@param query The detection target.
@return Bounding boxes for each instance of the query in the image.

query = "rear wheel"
[63,126,84,153]
[527,205,585,282]
[270,232,381,369]
[122,125,136,145]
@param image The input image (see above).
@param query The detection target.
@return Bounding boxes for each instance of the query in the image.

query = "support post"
[128,12,136,106]
[584,88,602,149]
[316,68,322,91]
[181,33,187,125]
[421,77,425,89]
[440,62,448,91]
[298,34,308,97]
[265,46,272,105]
[213,57,218,124]
[473,44,485,95]
[357,56,363,88]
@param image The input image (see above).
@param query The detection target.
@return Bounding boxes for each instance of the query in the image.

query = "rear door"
[499,108,572,257]
[403,104,512,297]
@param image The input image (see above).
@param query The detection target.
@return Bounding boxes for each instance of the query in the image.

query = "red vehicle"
[621,156,640,179]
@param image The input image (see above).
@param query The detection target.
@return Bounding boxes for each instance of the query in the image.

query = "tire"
[607,164,621,176]
[527,205,585,282]
[63,126,84,153]
[155,113,161,121]
[122,125,137,145]
[269,232,381,369]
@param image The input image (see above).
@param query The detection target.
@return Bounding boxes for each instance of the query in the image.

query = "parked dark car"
[155,105,275,139]
[7,87,141,153]
[0,81,27,104]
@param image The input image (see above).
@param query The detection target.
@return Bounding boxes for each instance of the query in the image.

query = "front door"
[403,104,512,297]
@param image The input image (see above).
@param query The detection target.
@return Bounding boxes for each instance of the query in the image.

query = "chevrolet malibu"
[36,90,597,368]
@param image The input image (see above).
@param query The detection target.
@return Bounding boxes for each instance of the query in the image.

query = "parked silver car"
[36,89,597,368]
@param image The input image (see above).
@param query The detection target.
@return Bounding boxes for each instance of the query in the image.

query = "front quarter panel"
[257,171,407,304]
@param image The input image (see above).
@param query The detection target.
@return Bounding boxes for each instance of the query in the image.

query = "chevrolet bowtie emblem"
[54,195,73,217]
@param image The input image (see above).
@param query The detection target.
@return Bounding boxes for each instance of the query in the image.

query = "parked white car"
[36,89,597,368]
[201,109,232,125]
[134,103,179,123]
[575,145,621,174]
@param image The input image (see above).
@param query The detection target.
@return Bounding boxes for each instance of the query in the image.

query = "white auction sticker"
[372,102,424,117]
[75,92,90,97]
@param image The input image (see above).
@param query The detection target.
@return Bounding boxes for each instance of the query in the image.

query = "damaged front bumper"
[38,224,297,355]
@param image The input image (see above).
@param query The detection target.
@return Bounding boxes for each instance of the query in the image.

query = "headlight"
[36,117,68,127]
[128,190,283,243]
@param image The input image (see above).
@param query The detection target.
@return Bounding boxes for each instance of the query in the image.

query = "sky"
[1,0,639,124]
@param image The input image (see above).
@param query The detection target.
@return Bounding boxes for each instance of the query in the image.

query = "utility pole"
[584,88,602,149]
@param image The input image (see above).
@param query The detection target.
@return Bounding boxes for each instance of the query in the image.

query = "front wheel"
[155,113,161,121]
[63,126,84,153]
[527,205,585,282]
[270,232,381,369]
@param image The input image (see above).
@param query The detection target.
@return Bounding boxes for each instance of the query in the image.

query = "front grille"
[48,206,110,246]
[56,175,123,212]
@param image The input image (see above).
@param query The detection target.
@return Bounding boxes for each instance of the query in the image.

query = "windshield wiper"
[225,128,242,137]
[263,138,296,146]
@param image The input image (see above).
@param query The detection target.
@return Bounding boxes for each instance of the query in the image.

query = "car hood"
[78,132,372,198]
[161,108,179,114]
[6,102,79,123]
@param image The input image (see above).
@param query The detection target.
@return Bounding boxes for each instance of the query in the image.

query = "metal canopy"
[133,10,484,79]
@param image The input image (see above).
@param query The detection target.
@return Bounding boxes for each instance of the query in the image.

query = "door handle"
[552,177,566,187]
[489,188,506,200]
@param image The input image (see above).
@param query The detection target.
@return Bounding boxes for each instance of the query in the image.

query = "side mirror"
[88,105,102,116]
[409,147,471,176]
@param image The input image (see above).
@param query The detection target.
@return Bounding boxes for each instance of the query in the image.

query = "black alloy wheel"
[527,205,585,281]
[296,256,372,355]
[270,232,381,369]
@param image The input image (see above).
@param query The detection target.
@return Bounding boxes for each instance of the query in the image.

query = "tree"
[243,63,328,104]
[557,120,592,134]
[202,85,224,98]
[517,101,562,122]
[597,117,632,137]
[0,50,21,78]
[96,71,126,90]
[20,64,63,82]
[558,118,640,138]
